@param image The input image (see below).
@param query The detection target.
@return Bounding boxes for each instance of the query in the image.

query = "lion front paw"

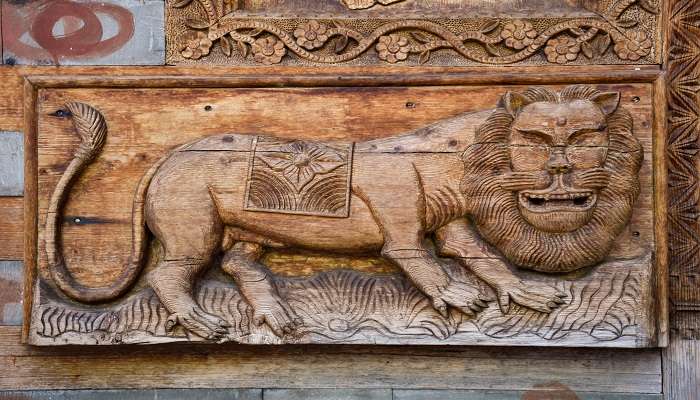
[429,278,493,318]
[166,306,230,341]
[495,280,568,314]
[249,294,303,337]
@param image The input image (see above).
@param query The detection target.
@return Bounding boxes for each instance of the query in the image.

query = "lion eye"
[569,128,606,146]
[516,129,549,145]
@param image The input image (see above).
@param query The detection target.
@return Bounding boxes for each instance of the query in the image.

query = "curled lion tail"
[46,102,159,303]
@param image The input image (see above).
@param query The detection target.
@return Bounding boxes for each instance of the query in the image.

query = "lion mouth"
[519,191,596,213]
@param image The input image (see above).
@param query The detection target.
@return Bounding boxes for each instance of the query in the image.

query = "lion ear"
[502,92,531,117]
[590,92,621,116]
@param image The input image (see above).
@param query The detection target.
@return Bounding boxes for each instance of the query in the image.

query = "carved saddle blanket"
[244,136,354,218]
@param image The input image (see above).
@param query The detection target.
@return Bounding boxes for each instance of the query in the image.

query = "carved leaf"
[639,0,659,14]
[616,19,638,28]
[411,31,432,44]
[581,42,594,59]
[221,36,232,57]
[593,33,612,55]
[419,50,431,64]
[237,40,249,58]
[479,20,500,34]
[335,35,350,54]
[569,27,586,36]
[485,43,506,57]
[171,0,194,8]
[248,28,264,37]
[185,18,210,29]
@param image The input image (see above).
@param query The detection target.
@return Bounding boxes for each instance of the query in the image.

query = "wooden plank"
[394,389,663,399]
[0,326,662,392]
[2,0,164,66]
[0,67,23,131]
[0,131,23,196]
[663,335,700,400]
[164,0,661,66]
[0,389,262,400]
[0,261,22,326]
[0,197,23,260]
[666,0,700,339]
[22,80,37,342]
[23,83,662,347]
[264,389,391,400]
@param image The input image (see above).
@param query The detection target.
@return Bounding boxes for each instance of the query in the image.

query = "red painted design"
[2,0,135,64]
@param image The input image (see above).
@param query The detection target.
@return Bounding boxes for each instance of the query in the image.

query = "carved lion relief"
[29,85,660,347]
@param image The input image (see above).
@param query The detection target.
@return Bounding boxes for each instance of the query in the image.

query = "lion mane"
[461,85,644,273]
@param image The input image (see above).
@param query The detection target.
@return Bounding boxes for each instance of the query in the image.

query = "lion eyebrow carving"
[502,85,621,117]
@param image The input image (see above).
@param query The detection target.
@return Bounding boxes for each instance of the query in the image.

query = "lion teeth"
[524,192,592,200]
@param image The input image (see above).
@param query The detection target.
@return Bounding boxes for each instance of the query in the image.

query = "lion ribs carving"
[39,85,646,345]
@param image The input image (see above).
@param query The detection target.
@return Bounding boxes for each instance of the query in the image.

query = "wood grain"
[663,335,700,400]
[0,197,23,260]
[666,0,700,341]
[0,325,662,393]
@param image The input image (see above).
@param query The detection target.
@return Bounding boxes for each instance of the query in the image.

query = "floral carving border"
[667,0,700,340]
[166,0,660,66]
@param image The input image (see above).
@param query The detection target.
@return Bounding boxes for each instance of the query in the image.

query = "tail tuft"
[65,102,107,161]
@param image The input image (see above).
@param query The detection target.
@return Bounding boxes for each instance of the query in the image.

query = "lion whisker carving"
[45,85,642,342]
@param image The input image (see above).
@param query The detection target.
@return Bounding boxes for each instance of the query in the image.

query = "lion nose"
[547,149,572,175]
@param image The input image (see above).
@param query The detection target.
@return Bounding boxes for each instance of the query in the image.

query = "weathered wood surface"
[2,0,165,66]
[25,82,663,347]
[0,389,262,400]
[663,335,700,400]
[0,38,680,399]
[0,131,24,196]
[667,0,700,341]
[0,261,23,326]
[0,197,24,261]
[0,389,667,400]
[0,326,662,392]
[394,389,662,399]
[166,0,661,66]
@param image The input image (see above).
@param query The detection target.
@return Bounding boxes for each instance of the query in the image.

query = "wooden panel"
[0,389,262,400]
[22,77,666,348]
[1,0,165,66]
[0,261,22,326]
[0,326,662,392]
[667,0,700,340]
[0,197,23,260]
[264,389,391,400]
[663,335,700,400]
[166,0,661,66]
[394,389,663,399]
[0,131,24,196]
[0,68,24,131]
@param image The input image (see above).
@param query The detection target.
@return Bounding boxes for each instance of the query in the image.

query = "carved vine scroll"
[28,85,662,347]
[166,0,660,66]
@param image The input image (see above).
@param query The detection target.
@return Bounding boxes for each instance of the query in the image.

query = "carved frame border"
[20,67,669,346]
[166,0,662,66]
[666,0,700,340]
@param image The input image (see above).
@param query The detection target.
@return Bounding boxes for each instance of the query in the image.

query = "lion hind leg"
[222,242,301,337]
[149,259,230,340]
[146,196,228,340]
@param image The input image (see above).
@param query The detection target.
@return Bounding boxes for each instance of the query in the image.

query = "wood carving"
[667,0,700,339]
[29,85,659,347]
[342,0,406,9]
[166,0,660,65]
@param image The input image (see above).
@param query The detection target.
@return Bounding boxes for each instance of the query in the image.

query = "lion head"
[461,85,643,273]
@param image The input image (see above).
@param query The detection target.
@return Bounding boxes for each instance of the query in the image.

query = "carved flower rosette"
[168,0,659,66]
